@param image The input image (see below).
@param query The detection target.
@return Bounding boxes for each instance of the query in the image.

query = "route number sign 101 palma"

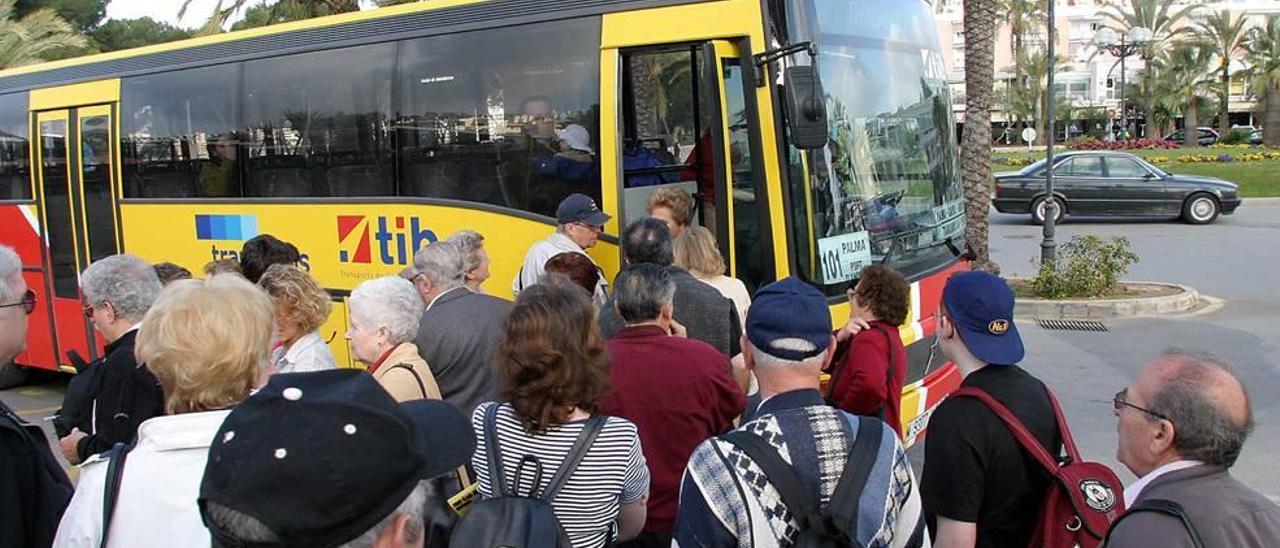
[817,231,873,284]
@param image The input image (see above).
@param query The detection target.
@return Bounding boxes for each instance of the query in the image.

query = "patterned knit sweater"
[673,389,926,548]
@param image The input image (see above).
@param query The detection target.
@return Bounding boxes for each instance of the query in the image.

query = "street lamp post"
[1042,0,1057,264]
[1093,26,1153,140]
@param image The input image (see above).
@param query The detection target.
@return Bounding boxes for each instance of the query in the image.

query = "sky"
[105,0,382,30]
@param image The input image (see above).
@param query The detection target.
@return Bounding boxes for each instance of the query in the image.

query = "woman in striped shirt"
[472,278,650,548]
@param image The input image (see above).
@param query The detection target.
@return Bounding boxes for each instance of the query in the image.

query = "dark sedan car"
[993,151,1242,225]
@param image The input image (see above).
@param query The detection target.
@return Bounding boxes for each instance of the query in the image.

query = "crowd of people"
[0,188,1277,548]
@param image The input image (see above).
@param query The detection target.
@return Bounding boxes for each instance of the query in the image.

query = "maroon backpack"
[953,385,1126,548]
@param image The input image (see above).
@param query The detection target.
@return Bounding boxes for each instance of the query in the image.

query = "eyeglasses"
[572,222,603,234]
[0,289,36,315]
[1113,389,1168,421]
[82,300,113,318]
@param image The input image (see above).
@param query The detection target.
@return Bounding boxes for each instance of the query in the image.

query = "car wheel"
[1030,196,1066,225]
[1182,194,1220,225]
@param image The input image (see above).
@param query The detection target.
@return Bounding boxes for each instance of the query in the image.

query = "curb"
[1013,281,1200,320]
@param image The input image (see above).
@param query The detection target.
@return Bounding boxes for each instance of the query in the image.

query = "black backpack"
[450,404,605,548]
[720,416,882,548]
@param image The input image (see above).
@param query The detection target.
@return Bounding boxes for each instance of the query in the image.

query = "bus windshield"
[776,0,963,295]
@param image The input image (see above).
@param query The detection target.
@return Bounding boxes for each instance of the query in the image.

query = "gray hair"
[81,254,163,322]
[0,245,20,301]
[1148,350,1254,468]
[203,481,428,547]
[614,264,676,324]
[749,339,826,370]
[349,277,424,344]
[447,230,486,273]
[412,241,466,289]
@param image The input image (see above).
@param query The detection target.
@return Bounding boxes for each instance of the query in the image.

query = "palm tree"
[180,0,360,35]
[960,0,999,273]
[999,0,1047,88]
[1101,0,1201,136]
[1245,16,1280,147]
[1194,9,1249,133]
[1149,42,1217,146]
[0,0,88,69]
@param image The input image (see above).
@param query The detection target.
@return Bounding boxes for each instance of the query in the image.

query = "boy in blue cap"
[673,277,925,547]
[922,271,1063,548]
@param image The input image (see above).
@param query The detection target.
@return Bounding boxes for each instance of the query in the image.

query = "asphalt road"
[5,200,1279,499]
[983,198,1280,500]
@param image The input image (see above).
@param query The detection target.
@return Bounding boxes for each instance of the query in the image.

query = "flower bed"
[1069,138,1178,150]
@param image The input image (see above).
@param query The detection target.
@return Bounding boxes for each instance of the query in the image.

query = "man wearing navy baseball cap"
[673,277,926,547]
[199,369,474,548]
[921,271,1063,548]
[513,193,611,306]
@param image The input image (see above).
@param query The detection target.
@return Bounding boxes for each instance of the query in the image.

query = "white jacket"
[512,232,608,306]
[53,410,232,548]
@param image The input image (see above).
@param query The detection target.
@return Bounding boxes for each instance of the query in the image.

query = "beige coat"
[372,342,442,402]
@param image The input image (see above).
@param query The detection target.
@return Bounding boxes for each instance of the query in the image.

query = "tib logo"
[337,215,437,265]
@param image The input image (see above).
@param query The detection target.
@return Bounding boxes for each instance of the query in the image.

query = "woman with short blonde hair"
[258,264,337,375]
[646,187,694,237]
[54,274,274,547]
[673,225,750,330]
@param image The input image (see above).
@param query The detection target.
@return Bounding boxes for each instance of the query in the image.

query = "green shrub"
[1218,130,1250,145]
[1031,235,1139,298]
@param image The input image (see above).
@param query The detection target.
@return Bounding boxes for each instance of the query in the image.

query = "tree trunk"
[1266,87,1280,148]
[960,0,999,273]
[1183,95,1198,149]
[1219,63,1231,133]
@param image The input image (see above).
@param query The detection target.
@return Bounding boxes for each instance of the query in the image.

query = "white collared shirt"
[1124,459,1204,504]
[270,331,337,375]
[54,410,233,548]
[512,232,608,306]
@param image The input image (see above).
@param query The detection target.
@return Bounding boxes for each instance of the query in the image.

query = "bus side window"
[241,43,395,199]
[0,93,31,201]
[396,17,602,219]
[122,64,240,199]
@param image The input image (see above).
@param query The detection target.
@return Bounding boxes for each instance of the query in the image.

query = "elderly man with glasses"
[57,254,166,465]
[0,244,73,548]
[1105,351,1280,547]
[513,193,610,307]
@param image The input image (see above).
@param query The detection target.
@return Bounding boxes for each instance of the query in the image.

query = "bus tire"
[0,360,30,389]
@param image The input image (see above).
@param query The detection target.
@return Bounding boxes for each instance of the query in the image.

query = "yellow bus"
[0,0,967,443]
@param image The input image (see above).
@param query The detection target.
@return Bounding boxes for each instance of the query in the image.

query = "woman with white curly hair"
[346,276,441,402]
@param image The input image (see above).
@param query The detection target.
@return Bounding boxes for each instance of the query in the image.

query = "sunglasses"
[1113,389,1168,421]
[82,300,113,318]
[0,289,36,315]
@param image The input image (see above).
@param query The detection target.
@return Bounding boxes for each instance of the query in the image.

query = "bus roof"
[0,0,701,93]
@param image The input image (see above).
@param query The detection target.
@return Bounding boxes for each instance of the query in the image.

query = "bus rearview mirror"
[784,66,828,150]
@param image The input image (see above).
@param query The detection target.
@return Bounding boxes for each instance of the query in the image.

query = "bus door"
[32,105,122,367]
[617,39,770,292]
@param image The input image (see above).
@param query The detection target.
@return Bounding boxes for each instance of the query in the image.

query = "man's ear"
[660,301,674,322]
[1151,418,1177,456]
[741,336,756,372]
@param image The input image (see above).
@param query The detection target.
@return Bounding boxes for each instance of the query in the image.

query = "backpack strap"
[720,430,821,530]
[951,386,1062,472]
[100,442,132,548]
[482,403,511,498]
[388,363,429,399]
[1104,499,1205,548]
[540,415,606,501]
[827,416,885,529]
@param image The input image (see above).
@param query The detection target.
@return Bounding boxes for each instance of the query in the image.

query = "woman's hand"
[835,317,871,344]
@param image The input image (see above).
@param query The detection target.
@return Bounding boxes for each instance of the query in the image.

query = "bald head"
[1137,351,1253,467]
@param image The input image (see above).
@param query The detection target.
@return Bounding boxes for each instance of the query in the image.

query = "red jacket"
[600,325,745,533]
[826,320,907,438]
